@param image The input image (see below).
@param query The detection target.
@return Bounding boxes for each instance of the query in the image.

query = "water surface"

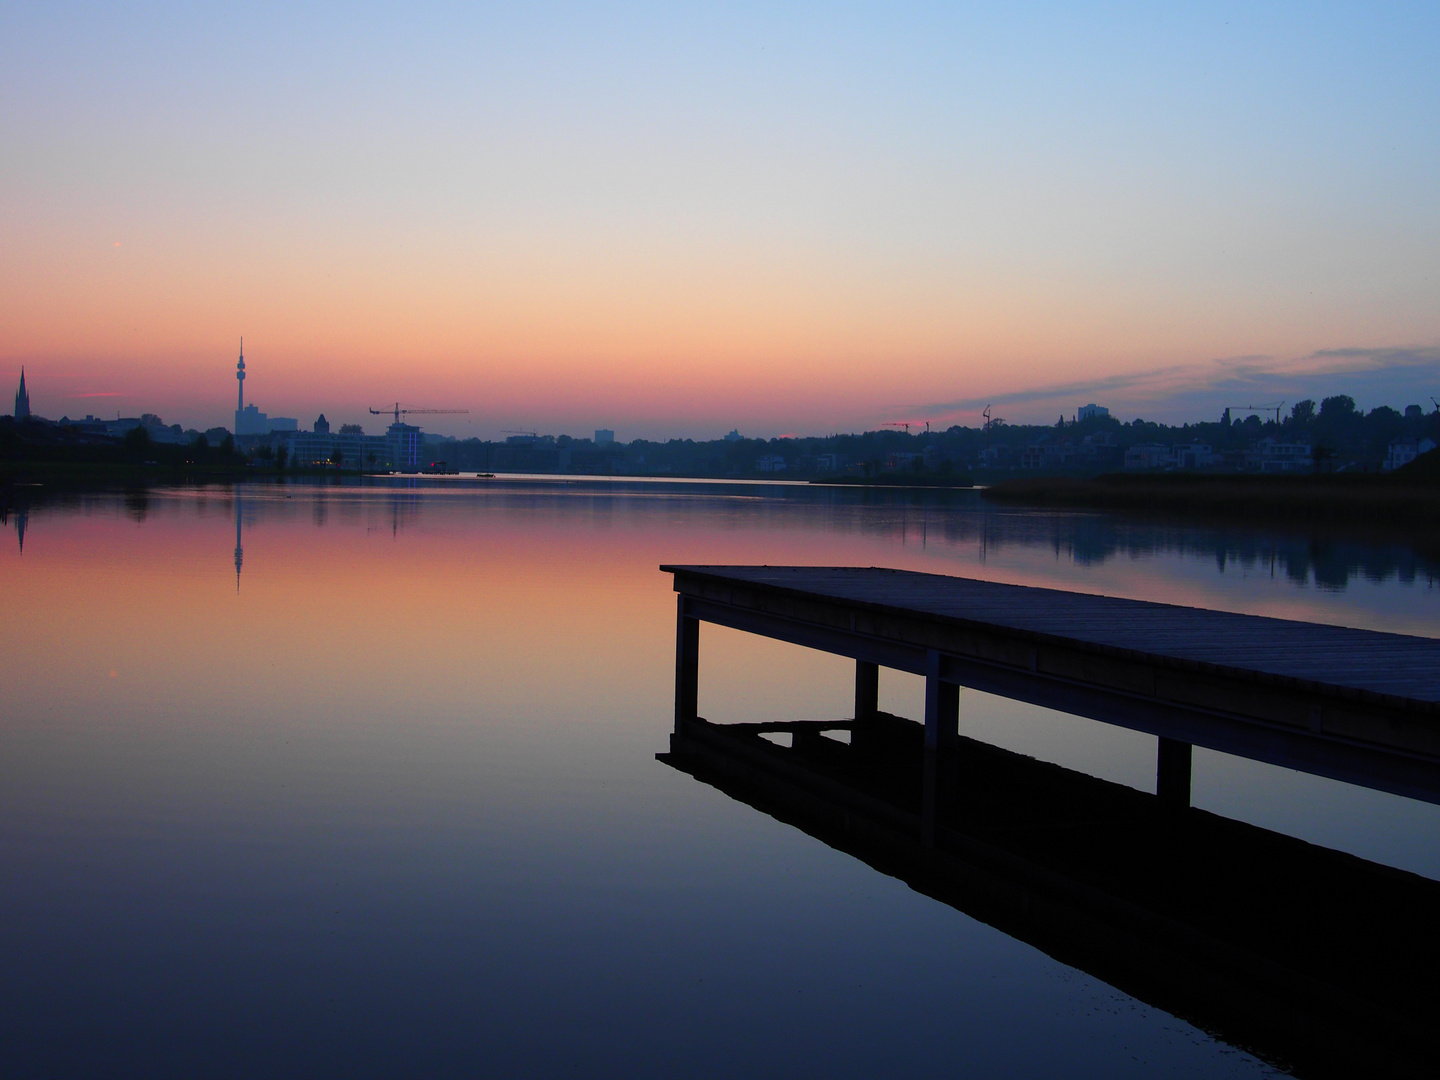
[3,477,1437,1077]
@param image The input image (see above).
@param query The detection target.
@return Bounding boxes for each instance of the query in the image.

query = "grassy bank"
[982,465,1440,527]
[0,460,380,490]
[1,460,271,484]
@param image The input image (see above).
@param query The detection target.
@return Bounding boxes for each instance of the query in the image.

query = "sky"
[3,2,1438,439]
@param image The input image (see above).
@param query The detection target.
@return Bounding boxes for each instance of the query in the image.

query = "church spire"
[14,366,30,420]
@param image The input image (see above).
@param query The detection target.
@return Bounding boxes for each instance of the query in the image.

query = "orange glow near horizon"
[7,240,1437,438]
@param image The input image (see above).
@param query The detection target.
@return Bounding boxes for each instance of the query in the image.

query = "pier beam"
[1157,737,1192,810]
[675,598,699,728]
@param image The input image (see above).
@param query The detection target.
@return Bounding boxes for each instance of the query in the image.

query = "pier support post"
[855,661,879,722]
[1157,737,1192,810]
[923,650,961,846]
[924,651,959,751]
[675,598,699,729]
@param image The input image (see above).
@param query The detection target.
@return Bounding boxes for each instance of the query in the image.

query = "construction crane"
[369,403,470,425]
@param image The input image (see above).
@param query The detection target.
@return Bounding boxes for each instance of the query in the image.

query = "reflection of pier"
[661,565,1440,1077]
[659,714,1439,1078]
[663,566,1440,806]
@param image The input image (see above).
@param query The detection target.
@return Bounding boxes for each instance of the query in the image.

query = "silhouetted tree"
[1320,395,1356,421]
[123,426,151,454]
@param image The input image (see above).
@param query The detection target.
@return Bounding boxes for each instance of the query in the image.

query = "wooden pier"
[663,565,1440,805]
[661,564,1440,1076]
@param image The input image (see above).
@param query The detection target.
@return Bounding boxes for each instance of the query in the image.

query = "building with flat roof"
[284,415,392,470]
[387,422,425,471]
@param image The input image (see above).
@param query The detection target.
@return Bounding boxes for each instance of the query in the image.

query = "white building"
[1077,403,1109,421]
[594,429,615,445]
[1171,442,1221,469]
[1247,438,1311,473]
[1385,436,1437,471]
[755,454,787,472]
[283,415,392,470]
[1124,443,1172,470]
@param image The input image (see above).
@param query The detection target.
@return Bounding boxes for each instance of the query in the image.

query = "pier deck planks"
[663,565,1440,707]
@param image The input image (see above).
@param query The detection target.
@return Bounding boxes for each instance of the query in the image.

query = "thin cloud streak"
[912,346,1440,425]
[915,364,1199,416]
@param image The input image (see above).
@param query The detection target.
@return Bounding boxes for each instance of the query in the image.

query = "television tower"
[235,338,245,432]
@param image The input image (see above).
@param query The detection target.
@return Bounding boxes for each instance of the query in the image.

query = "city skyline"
[3,5,1438,439]
[7,349,1439,445]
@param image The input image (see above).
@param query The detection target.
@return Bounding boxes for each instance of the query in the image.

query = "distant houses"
[1117,438,1314,473]
[1246,438,1312,473]
[1123,443,1173,471]
[285,414,393,470]
[1386,436,1437,471]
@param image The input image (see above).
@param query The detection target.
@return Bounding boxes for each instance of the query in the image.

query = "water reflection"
[4,477,1436,593]
[234,493,243,592]
[7,479,1433,1078]
[662,713,1438,1079]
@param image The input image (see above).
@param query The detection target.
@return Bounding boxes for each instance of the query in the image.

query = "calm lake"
[3,477,1438,1078]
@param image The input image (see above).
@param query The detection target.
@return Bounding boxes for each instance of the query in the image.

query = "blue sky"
[3,3,1438,435]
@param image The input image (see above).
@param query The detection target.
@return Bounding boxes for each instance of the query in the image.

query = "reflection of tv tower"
[233,494,243,593]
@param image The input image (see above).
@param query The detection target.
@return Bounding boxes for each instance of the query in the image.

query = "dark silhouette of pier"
[663,565,1440,807]
[661,565,1440,1077]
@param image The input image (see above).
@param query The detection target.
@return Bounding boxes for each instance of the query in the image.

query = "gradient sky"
[3,2,1438,438]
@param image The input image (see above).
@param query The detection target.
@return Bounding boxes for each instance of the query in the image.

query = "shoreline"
[981,472,1440,527]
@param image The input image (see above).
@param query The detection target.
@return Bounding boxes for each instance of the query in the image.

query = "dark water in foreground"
[3,478,1438,1078]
